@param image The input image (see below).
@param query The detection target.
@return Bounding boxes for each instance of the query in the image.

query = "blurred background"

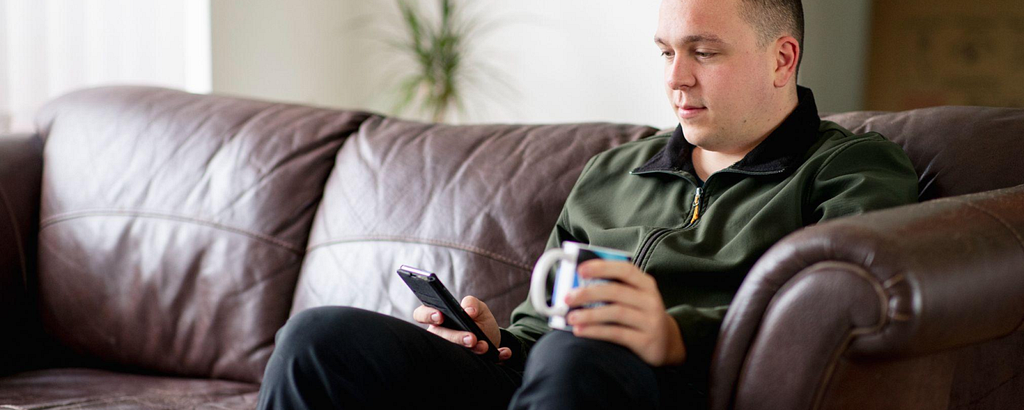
[0,0,1020,133]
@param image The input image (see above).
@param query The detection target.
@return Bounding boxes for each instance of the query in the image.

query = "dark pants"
[257,306,700,409]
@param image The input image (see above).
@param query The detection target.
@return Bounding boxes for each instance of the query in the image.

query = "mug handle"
[530,249,572,317]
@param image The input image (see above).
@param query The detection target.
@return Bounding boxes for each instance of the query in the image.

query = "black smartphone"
[396,265,499,362]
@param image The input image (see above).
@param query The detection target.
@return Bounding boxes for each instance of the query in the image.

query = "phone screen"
[396,265,500,362]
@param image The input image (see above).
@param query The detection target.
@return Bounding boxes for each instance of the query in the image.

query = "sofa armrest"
[0,133,44,374]
[708,185,1024,410]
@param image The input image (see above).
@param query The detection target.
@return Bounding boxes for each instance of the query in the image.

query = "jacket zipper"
[633,227,671,269]
[629,167,783,270]
[634,187,703,268]
[689,187,703,225]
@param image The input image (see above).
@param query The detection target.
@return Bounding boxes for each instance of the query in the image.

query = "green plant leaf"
[385,0,513,123]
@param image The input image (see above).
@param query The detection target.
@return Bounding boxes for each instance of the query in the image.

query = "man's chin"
[681,132,708,148]
[679,125,709,145]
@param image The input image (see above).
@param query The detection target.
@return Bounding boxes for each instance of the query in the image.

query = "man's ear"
[772,36,800,88]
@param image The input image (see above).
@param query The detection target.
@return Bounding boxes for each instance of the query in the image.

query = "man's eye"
[660,51,674,59]
[694,51,716,59]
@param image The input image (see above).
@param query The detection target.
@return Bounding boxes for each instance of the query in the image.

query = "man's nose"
[666,59,696,90]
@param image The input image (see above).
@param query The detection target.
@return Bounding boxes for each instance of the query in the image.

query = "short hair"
[738,0,804,73]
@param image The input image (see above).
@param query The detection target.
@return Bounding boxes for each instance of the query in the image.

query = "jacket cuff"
[668,305,728,386]
[498,328,528,372]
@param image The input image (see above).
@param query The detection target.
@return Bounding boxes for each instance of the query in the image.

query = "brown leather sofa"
[1,86,1021,409]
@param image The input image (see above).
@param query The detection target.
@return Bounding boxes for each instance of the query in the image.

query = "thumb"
[461,295,484,319]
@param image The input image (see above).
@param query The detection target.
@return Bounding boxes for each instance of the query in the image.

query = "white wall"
[445,1,672,126]
[210,0,362,109]
[0,1,10,131]
[800,0,873,113]
[210,0,873,128]
[0,0,211,133]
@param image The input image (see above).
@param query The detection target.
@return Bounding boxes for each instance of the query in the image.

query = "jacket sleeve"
[499,157,596,371]
[499,215,572,371]
[668,136,919,383]
[667,304,730,383]
[806,137,919,223]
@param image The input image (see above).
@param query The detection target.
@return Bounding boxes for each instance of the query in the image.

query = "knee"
[525,331,629,381]
[272,306,377,361]
[516,331,659,408]
[524,330,656,388]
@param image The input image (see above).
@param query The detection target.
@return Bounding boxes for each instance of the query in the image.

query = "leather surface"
[32,86,372,383]
[0,133,47,375]
[0,368,258,409]
[711,185,1024,410]
[13,86,1024,408]
[730,261,887,410]
[824,106,1024,201]
[289,116,658,326]
[948,328,1024,409]
[818,352,955,410]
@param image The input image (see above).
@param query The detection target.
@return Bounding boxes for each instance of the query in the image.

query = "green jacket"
[498,87,919,384]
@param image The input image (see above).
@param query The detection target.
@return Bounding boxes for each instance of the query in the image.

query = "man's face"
[656,0,779,154]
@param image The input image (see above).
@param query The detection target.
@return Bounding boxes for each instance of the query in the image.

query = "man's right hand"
[413,295,513,362]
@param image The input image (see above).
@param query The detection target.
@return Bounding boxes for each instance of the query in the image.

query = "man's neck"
[691,147,743,181]
[691,88,800,181]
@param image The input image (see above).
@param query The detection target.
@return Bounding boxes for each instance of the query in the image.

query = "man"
[257,0,918,408]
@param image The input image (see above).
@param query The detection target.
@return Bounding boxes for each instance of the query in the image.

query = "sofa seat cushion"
[0,368,259,409]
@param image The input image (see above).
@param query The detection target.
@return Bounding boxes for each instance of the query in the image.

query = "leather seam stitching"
[306,235,532,272]
[39,209,302,254]
[0,395,107,409]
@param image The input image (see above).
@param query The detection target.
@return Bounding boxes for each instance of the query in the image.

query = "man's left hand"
[564,260,686,367]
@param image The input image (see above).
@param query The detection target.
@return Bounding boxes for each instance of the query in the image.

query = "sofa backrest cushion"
[290,116,658,326]
[824,106,1024,201]
[34,86,370,383]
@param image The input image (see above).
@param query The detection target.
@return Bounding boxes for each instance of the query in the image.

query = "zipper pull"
[689,187,702,224]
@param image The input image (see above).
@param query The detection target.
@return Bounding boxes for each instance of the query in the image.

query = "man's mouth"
[677,105,707,119]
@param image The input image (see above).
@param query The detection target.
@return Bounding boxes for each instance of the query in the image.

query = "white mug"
[529,241,632,330]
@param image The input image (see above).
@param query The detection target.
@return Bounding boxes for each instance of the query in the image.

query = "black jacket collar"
[632,86,821,177]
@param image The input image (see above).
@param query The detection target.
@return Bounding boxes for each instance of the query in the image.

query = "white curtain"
[0,0,211,134]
